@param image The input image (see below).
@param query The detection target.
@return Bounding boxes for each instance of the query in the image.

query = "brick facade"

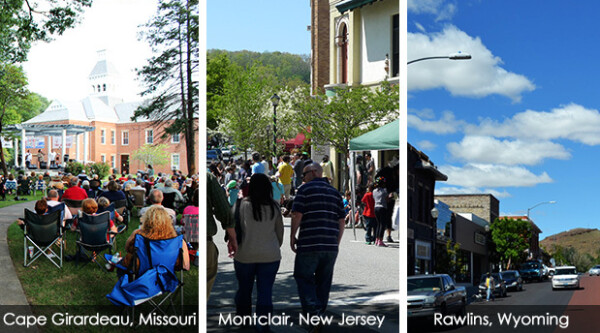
[311,0,330,94]
[434,194,500,224]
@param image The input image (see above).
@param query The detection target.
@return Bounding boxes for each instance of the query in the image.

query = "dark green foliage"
[0,0,92,63]
[134,0,198,174]
[64,161,85,175]
[87,162,111,180]
[490,217,532,269]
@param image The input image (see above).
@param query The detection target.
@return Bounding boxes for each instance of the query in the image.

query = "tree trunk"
[0,117,7,176]
[185,0,196,175]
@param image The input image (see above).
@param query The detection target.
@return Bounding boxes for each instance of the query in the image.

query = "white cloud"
[439,163,553,188]
[435,186,512,198]
[408,110,465,134]
[417,140,437,151]
[408,0,456,21]
[466,103,600,145]
[408,25,535,102]
[447,136,571,165]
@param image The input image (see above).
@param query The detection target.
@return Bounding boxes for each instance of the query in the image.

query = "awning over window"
[349,119,399,151]
[336,0,378,14]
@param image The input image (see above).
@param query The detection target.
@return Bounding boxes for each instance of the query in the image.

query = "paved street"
[207,217,399,332]
[409,276,600,333]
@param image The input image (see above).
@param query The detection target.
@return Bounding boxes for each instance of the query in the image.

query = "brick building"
[15,50,197,175]
[434,194,500,224]
[408,143,447,275]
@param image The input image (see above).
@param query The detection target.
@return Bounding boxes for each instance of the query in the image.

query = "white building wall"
[360,0,398,84]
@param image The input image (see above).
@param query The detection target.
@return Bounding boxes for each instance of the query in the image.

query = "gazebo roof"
[4,123,95,137]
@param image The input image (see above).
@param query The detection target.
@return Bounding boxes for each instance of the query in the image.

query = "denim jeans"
[363,216,376,242]
[294,251,338,316]
[234,260,281,322]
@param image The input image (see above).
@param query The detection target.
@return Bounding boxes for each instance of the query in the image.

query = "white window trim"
[100,154,106,163]
[171,133,180,144]
[121,130,129,146]
[145,129,154,145]
[171,153,180,170]
[111,130,116,145]
[111,154,116,168]
[100,128,106,145]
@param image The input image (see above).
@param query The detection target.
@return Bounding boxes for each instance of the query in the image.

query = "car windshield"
[520,262,539,269]
[594,266,600,269]
[503,272,518,279]
[555,268,577,275]
[408,277,442,292]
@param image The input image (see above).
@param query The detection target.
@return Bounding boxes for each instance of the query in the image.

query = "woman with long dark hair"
[233,173,283,332]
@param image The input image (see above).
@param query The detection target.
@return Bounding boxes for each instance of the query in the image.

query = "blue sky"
[207,0,311,55]
[407,1,600,237]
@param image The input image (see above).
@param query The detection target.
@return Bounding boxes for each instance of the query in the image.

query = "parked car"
[407,274,467,318]
[519,261,545,282]
[548,267,556,276]
[500,270,523,291]
[589,265,600,276]
[552,266,580,290]
[478,273,507,298]
[207,149,220,164]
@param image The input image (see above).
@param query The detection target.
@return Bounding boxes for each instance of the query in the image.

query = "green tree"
[207,51,231,130]
[0,0,92,63]
[131,144,170,168]
[0,64,29,175]
[134,0,199,175]
[490,217,532,270]
[294,81,399,191]
[435,240,466,280]
[218,63,271,158]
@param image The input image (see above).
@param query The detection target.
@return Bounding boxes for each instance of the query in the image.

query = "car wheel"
[441,303,448,316]
[457,299,466,316]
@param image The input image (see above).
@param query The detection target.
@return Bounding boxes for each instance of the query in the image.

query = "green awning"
[349,119,399,151]
[336,0,378,14]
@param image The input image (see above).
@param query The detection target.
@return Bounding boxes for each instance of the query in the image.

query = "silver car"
[589,265,600,276]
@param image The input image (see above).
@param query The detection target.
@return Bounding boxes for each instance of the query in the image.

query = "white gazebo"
[4,123,95,168]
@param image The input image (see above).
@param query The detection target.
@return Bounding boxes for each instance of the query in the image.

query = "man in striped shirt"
[291,163,345,322]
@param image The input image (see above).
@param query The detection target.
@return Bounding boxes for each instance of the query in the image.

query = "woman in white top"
[233,173,283,332]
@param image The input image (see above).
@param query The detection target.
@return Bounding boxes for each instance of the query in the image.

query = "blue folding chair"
[106,234,185,317]
[75,211,117,271]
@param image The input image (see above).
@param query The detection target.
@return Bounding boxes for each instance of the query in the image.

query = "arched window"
[336,21,349,84]
[97,85,101,92]
[103,84,106,91]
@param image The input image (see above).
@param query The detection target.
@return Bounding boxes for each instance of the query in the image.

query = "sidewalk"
[0,200,39,332]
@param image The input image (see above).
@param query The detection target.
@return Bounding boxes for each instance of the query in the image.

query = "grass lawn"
[7,207,199,332]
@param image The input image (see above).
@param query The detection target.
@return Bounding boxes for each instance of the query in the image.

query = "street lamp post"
[526,201,556,219]
[270,94,280,163]
[408,52,472,65]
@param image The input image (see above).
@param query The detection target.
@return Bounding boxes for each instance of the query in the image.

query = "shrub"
[64,161,85,175]
[87,162,111,180]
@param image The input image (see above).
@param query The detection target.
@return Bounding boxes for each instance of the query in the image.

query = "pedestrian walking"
[207,172,237,299]
[485,272,495,302]
[233,173,283,333]
[361,184,376,245]
[291,163,345,329]
[373,176,389,247]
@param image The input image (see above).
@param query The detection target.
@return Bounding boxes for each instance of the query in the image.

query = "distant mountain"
[541,228,600,257]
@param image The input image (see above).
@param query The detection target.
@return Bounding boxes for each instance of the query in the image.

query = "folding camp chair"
[23,209,63,269]
[63,198,83,217]
[17,178,31,196]
[113,199,130,229]
[181,214,198,245]
[162,192,177,211]
[129,189,146,215]
[32,180,46,196]
[75,211,120,271]
[106,234,185,318]
[5,180,16,195]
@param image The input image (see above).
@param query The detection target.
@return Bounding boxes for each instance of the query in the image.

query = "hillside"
[540,228,600,257]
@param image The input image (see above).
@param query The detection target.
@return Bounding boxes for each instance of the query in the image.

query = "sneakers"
[375,239,388,247]
[386,236,394,243]
[365,241,373,245]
